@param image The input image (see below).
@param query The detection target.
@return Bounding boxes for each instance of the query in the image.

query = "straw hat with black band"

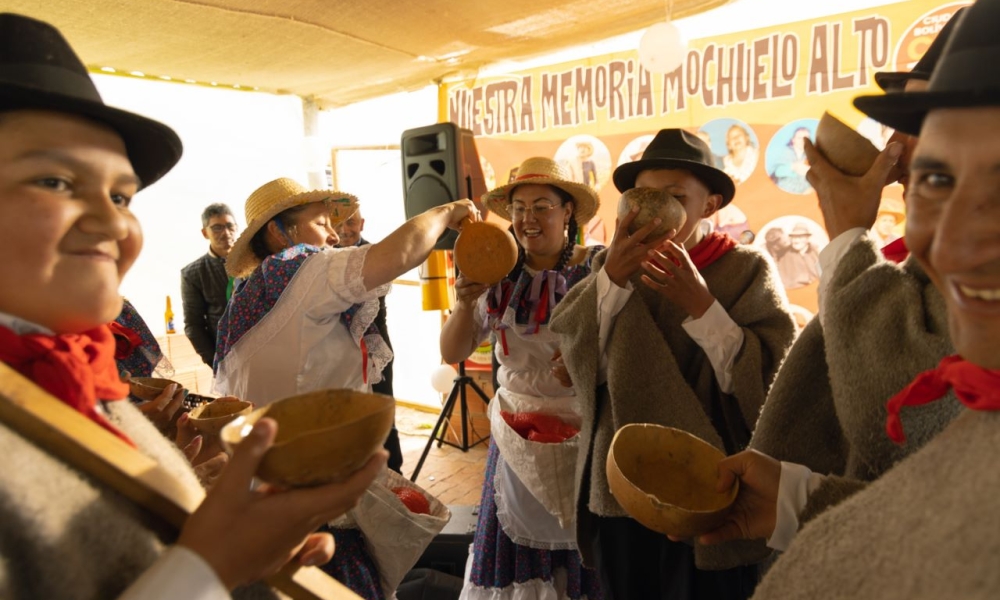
[612,129,736,207]
[874,7,965,92]
[0,13,181,187]
[482,157,599,225]
[855,1,999,137]
[226,178,360,278]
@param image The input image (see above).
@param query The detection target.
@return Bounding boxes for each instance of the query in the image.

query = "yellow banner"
[443,0,968,316]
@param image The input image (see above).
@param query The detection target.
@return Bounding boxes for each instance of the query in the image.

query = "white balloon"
[638,21,688,74]
[430,364,459,394]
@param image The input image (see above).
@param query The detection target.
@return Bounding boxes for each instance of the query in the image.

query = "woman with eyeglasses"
[440,157,607,600]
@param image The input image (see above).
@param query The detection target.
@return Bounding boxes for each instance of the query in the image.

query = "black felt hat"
[874,7,966,92]
[612,129,736,206]
[0,13,182,187]
[855,1,1000,136]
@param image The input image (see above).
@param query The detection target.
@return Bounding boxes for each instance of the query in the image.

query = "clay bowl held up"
[617,187,687,241]
[187,399,254,437]
[606,423,737,539]
[220,389,395,488]
[128,377,183,402]
[453,219,518,285]
[814,111,880,177]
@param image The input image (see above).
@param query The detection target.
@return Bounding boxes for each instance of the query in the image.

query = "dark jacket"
[180,251,229,366]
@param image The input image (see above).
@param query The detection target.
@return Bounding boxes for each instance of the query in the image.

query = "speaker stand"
[410,362,490,482]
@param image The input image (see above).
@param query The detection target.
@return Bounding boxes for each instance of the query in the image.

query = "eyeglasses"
[510,201,564,221]
[208,223,238,234]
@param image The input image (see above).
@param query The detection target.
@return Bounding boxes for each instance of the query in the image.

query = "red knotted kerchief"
[885,354,1000,444]
[0,324,134,446]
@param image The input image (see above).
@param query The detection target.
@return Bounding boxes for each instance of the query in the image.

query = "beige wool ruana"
[0,400,276,599]
[753,409,1000,600]
[550,244,796,567]
[703,238,962,568]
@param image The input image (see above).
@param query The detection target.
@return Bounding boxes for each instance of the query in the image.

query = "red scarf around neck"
[0,324,135,447]
[885,354,1000,444]
[880,237,909,264]
[688,231,739,270]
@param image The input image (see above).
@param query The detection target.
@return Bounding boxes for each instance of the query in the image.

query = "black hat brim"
[613,157,736,206]
[0,85,182,188]
[854,88,1000,137]
[874,70,928,92]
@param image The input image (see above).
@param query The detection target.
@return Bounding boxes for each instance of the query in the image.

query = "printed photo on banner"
[698,118,761,185]
[755,215,828,291]
[765,119,818,195]
[554,134,611,191]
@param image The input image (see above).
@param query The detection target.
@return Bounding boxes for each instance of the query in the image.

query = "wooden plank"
[0,361,359,600]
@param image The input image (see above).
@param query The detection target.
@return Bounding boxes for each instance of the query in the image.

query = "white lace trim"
[461,570,589,600]
[342,246,393,385]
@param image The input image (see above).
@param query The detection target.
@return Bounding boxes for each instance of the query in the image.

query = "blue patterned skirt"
[318,526,385,600]
[467,441,603,599]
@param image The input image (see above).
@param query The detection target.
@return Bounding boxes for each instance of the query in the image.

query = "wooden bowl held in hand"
[187,399,253,436]
[606,423,737,539]
[453,219,519,285]
[617,187,687,242]
[128,377,183,402]
[814,111,880,177]
[220,389,395,487]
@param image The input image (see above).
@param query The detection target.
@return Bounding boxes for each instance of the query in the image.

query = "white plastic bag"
[349,468,451,597]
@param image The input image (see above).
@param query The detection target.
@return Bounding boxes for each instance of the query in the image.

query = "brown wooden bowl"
[188,399,254,436]
[815,111,880,177]
[128,377,183,402]
[454,220,518,285]
[617,187,687,241]
[221,389,395,488]
[606,423,737,538]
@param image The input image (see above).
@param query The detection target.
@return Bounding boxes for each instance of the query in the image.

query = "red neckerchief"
[0,324,135,447]
[107,321,144,360]
[885,354,1000,444]
[881,237,909,264]
[688,231,738,269]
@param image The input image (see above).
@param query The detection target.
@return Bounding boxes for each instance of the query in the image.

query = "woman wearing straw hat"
[214,178,475,598]
[440,157,608,600]
[0,12,384,599]
[214,179,476,404]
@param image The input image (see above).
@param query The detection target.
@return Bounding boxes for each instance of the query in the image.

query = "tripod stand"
[410,361,491,482]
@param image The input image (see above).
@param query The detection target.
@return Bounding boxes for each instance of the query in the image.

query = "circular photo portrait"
[857,117,894,151]
[765,119,819,195]
[708,202,751,240]
[555,134,612,191]
[755,215,829,290]
[617,134,655,167]
[479,156,497,193]
[871,185,907,247]
[698,118,761,185]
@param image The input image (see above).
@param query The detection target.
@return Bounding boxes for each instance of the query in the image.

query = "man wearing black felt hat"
[550,126,795,599]
[0,12,387,600]
[689,1,1000,597]
[684,6,970,576]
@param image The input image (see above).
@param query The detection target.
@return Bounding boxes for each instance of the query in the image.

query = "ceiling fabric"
[5,0,729,108]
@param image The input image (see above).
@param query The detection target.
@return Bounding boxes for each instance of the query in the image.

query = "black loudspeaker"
[401,123,486,250]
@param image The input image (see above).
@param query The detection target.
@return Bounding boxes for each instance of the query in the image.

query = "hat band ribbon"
[0,64,103,102]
